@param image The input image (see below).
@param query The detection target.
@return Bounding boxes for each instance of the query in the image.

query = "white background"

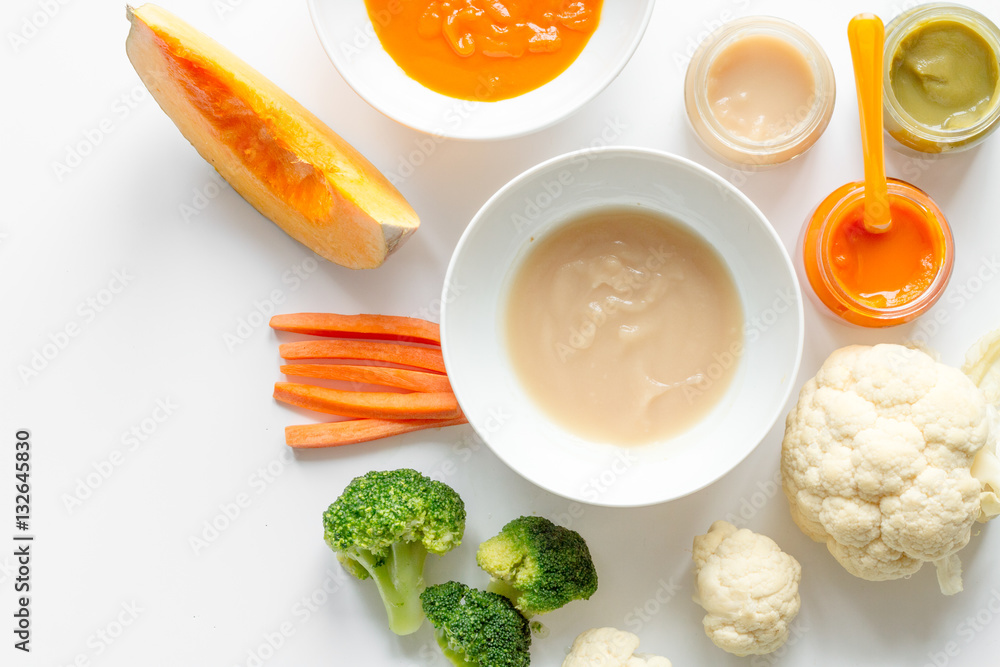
[5,0,1000,665]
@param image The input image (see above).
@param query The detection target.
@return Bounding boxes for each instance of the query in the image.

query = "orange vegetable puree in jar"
[364,0,602,101]
[801,179,953,327]
[828,197,940,309]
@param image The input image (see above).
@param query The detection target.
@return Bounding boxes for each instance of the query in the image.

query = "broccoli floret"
[323,468,465,635]
[476,516,597,616]
[420,581,531,667]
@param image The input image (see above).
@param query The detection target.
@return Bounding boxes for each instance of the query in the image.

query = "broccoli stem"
[485,578,526,613]
[353,541,429,635]
[435,627,476,667]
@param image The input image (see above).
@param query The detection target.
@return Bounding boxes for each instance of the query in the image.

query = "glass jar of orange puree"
[800,179,954,327]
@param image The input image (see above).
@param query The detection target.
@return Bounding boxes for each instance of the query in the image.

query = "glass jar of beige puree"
[883,3,1000,154]
[684,17,836,167]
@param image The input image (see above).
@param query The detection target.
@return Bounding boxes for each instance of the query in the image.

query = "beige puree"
[505,208,744,445]
[707,34,816,142]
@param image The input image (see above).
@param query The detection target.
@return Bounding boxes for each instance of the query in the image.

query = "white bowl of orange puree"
[441,147,804,506]
[307,0,655,139]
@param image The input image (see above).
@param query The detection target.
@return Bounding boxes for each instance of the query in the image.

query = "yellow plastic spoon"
[848,13,892,234]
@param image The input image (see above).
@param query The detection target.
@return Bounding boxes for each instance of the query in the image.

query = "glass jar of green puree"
[884,3,1000,153]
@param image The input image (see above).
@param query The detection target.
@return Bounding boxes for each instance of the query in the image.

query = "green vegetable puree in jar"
[890,19,999,129]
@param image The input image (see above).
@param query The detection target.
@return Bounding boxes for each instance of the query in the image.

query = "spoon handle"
[848,14,892,233]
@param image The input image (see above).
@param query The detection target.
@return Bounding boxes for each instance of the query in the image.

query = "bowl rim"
[305,0,657,140]
[440,145,805,507]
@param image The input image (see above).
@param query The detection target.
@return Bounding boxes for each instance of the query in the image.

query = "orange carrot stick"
[280,364,452,393]
[269,313,441,345]
[278,340,446,373]
[285,416,469,448]
[273,382,461,419]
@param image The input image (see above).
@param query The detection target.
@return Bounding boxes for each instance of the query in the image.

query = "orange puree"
[364,0,602,101]
[801,179,953,327]
[828,197,940,309]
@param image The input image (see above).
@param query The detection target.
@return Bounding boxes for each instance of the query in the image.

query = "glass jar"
[883,3,1000,154]
[799,178,954,327]
[684,16,836,167]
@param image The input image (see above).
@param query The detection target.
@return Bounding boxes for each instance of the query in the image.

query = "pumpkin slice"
[125,3,419,269]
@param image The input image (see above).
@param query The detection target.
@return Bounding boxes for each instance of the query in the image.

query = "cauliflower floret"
[562,627,671,667]
[963,330,1000,516]
[782,344,998,595]
[691,521,801,656]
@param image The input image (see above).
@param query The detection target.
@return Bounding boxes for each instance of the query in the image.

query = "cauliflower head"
[562,628,671,667]
[691,521,801,656]
[782,344,999,596]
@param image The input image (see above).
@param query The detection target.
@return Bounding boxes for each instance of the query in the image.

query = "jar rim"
[684,16,836,165]
[810,180,954,323]
[883,3,1000,146]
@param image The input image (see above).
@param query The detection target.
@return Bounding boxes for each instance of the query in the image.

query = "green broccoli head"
[323,468,466,635]
[476,515,597,616]
[420,581,531,667]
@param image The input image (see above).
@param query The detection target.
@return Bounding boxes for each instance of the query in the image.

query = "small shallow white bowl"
[440,147,804,507]
[307,0,655,140]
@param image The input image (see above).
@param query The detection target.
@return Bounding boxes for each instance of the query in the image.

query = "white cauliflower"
[691,521,801,656]
[963,328,1000,517]
[562,627,671,667]
[782,343,1000,596]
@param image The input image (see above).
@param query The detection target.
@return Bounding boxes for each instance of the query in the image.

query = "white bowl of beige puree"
[440,147,803,506]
